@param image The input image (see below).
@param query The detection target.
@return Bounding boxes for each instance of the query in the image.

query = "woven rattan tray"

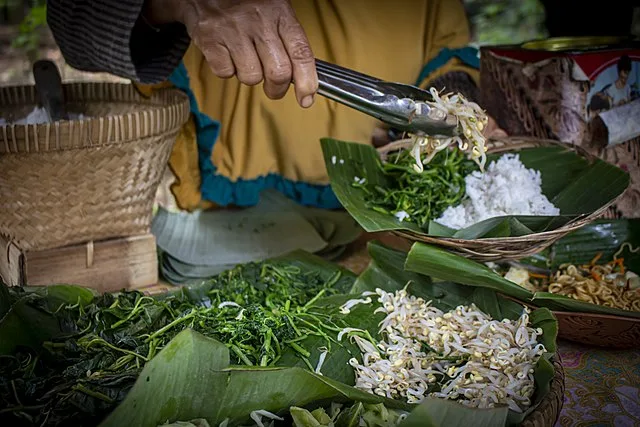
[522,357,565,427]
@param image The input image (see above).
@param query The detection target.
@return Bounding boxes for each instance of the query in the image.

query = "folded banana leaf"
[0,246,555,427]
[404,219,640,318]
[320,138,629,239]
[353,241,557,427]
[152,189,362,284]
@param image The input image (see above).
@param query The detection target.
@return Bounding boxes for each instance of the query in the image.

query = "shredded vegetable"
[404,88,489,173]
[340,287,545,412]
[505,246,640,312]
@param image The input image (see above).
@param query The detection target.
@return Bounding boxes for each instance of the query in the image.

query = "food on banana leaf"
[434,154,559,230]
[353,147,559,232]
[0,245,556,427]
[0,262,348,426]
[501,243,640,312]
[339,288,545,412]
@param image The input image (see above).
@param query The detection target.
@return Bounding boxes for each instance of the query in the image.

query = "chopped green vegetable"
[353,149,475,230]
[0,262,347,427]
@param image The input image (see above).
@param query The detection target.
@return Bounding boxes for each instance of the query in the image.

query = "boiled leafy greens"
[351,148,475,229]
[0,245,556,427]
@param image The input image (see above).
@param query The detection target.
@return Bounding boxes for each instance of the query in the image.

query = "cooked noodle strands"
[518,256,640,312]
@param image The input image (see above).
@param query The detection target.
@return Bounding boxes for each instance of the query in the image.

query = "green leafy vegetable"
[351,149,475,229]
[321,138,629,239]
[0,256,355,427]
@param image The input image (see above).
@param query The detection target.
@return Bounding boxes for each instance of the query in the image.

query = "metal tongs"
[315,59,459,137]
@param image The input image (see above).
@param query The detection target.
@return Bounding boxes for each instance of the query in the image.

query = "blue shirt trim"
[415,46,480,86]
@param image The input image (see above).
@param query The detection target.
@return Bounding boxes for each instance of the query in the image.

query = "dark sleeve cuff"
[47,0,190,84]
[130,16,191,84]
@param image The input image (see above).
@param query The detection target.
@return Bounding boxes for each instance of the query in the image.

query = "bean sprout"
[340,287,545,413]
[406,88,488,173]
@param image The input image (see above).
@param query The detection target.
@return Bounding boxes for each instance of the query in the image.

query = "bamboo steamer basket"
[377,137,624,262]
[0,82,190,251]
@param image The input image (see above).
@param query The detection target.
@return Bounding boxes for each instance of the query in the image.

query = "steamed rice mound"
[436,154,559,230]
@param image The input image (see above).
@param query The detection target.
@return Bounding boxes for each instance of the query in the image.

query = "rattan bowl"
[377,137,625,262]
[0,82,190,251]
[522,357,565,427]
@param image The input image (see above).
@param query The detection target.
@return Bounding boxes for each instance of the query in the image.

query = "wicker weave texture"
[378,137,624,262]
[0,83,190,251]
[521,357,565,427]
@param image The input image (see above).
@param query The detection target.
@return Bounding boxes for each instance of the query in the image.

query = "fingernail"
[301,95,314,108]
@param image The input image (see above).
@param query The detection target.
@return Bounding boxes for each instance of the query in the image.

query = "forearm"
[47,0,190,83]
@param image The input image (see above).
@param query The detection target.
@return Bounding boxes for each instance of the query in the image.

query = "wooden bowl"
[552,310,640,349]
[502,294,640,349]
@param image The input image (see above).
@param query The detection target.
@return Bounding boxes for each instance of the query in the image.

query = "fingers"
[254,31,292,100]
[278,15,318,108]
[226,36,263,86]
[186,0,316,107]
[201,43,236,79]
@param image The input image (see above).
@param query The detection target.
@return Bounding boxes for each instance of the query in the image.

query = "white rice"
[436,153,559,229]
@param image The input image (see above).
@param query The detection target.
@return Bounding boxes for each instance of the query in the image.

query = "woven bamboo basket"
[522,357,565,427]
[0,82,190,251]
[377,137,624,262]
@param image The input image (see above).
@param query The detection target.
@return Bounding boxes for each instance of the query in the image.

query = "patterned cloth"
[556,341,640,427]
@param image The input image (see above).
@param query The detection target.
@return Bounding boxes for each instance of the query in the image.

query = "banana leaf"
[355,241,557,427]
[320,138,630,238]
[405,231,640,318]
[101,328,509,427]
[523,219,640,270]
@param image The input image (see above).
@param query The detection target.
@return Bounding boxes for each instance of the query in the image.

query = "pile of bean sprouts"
[339,287,546,413]
[405,88,489,173]
[507,244,640,312]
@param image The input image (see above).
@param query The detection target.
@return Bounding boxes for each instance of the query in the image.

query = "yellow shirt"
[138,0,478,211]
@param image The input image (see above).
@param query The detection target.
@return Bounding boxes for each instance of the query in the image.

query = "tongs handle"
[314,59,458,137]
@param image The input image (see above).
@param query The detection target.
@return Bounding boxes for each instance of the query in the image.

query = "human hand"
[145,0,318,108]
